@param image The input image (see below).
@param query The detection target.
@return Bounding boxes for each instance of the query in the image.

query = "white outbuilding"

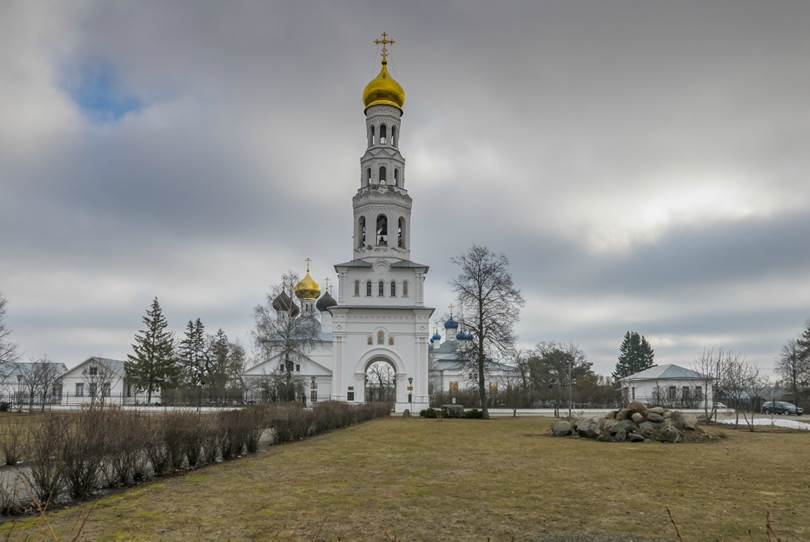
[620,364,713,408]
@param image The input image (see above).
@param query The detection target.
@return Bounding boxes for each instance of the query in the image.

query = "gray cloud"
[1,0,809,375]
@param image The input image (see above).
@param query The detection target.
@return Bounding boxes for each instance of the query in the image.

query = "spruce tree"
[208,328,231,402]
[178,318,209,407]
[125,297,177,403]
[797,322,810,361]
[612,331,656,381]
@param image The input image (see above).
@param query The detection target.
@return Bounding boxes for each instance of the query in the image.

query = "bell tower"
[353,33,412,260]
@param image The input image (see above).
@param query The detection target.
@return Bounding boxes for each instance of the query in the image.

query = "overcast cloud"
[2,0,809,375]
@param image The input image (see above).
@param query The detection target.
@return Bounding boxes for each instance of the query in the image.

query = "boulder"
[552,420,572,437]
[646,412,664,423]
[658,423,682,443]
[638,421,658,438]
[631,412,645,424]
[627,401,647,414]
[611,430,627,442]
[615,408,631,420]
[648,406,666,415]
[628,432,645,442]
[682,414,698,431]
[575,417,600,438]
[663,410,673,419]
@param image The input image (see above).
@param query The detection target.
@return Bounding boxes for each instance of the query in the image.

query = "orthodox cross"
[304,257,312,273]
[374,32,396,62]
[323,277,331,293]
[448,303,454,318]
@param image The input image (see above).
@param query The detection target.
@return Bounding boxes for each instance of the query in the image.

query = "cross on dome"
[373,32,396,62]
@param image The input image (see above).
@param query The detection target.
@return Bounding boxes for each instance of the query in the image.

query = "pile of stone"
[551,402,700,443]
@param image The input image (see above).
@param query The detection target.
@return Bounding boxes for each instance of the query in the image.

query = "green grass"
[2,417,809,541]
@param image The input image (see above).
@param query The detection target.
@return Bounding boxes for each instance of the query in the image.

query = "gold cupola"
[294,259,321,300]
[363,32,405,111]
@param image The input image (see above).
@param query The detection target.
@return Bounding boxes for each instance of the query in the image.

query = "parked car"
[761,401,803,415]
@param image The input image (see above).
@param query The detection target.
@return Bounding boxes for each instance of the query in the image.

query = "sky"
[2,0,809,376]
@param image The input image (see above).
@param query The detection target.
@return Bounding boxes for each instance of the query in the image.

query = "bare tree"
[83,360,120,406]
[452,245,524,419]
[253,272,319,402]
[693,348,726,422]
[0,294,20,382]
[366,361,396,402]
[719,354,757,429]
[777,339,809,408]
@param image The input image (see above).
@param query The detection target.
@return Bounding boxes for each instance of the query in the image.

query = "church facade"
[245,37,434,413]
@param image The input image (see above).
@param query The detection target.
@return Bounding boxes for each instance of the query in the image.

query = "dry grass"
[1,417,809,541]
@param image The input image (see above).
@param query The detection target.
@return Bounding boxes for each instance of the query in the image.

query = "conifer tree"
[178,318,209,407]
[797,322,810,361]
[612,331,655,381]
[207,328,232,402]
[125,297,177,403]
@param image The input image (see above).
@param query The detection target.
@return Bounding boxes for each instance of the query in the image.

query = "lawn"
[2,417,809,541]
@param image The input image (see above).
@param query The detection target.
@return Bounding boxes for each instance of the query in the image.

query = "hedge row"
[0,401,391,514]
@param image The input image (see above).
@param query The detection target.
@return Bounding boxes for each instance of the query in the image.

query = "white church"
[243,36,499,412]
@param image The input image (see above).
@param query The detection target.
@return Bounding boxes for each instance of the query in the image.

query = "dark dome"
[444,317,459,330]
[272,291,300,317]
[431,332,441,342]
[456,331,466,340]
[316,291,338,312]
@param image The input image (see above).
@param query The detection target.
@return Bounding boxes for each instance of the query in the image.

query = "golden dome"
[362,59,405,111]
[294,271,321,300]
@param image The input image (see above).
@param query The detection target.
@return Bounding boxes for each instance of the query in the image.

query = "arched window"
[370,125,375,145]
[358,216,366,247]
[403,280,409,297]
[377,330,385,344]
[367,336,373,345]
[388,336,395,346]
[380,124,387,144]
[354,280,360,296]
[391,126,397,147]
[376,214,388,246]
[394,168,399,187]
[366,168,371,185]
[397,217,405,248]
[366,280,372,297]
[390,280,396,297]
[379,166,387,184]
[378,280,385,297]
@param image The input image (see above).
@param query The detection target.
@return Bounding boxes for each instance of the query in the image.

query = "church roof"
[334,259,373,269]
[389,260,429,271]
[621,364,706,382]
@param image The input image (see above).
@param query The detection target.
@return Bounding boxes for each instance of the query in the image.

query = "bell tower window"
[379,166,387,184]
[391,126,397,147]
[366,168,371,185]
[366,280,372,296]
[370,125,375,145]
[377,330,385,344]
[380,124,387,144]
[394,168,399,187]
[397,217,405,248]
[376,214,388,246]
[390,281,396,297]
[358,216,366,247]
[378,280,385,297]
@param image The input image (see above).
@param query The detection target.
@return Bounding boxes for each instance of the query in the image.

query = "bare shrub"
[162,412,188,471]
[180,414,204,468]
[201,416,223,464]
[2,422,27,466]
[220,410,247,459]
[1,475,26,515]
[144,417,170,477]
[107,409,149,486]
[23,414,67,507]
[62,408,109,500]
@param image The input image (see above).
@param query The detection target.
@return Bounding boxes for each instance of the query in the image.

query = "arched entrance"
[364,359,397,403]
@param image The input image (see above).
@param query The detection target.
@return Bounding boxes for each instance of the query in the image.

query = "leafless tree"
[17,357,62,411]
[452,245,524,419]
[254,272,320,402]
[719,354,758,429]
[0,294,20,381]
[366,361,396,402]
[777,339,809,408]
[83,360,121,406]
[693,348,727,422]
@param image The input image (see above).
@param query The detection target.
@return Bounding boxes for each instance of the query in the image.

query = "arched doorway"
[365,359,397,403]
